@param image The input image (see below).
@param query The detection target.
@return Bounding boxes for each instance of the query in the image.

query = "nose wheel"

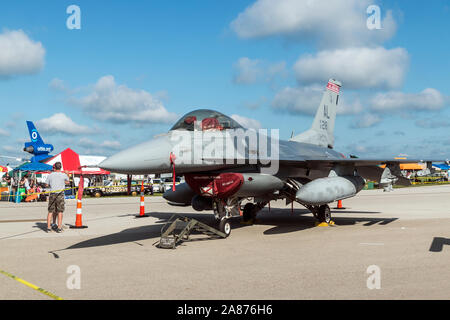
[317,204,331,224]
[218,218,231,237]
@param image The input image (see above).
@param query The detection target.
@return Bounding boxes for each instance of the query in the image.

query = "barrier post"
[70,175,88,229]
[127,174,132,195]
[136,180,149,218]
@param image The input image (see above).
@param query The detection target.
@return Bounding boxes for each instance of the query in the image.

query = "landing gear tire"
[317,205,331,224]
[242,203,257,222]
[219,218,231,237]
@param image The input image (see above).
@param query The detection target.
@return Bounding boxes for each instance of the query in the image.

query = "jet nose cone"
[98,157,119,172]
[99,135,173,174]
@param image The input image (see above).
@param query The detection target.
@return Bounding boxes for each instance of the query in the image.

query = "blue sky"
[0,0,449,165]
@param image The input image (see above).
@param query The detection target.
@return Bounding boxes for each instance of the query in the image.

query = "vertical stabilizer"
[26,121,45,144]
[290,79,341,149]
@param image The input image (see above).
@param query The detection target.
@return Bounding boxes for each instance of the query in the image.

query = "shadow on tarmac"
[429,237,450,252]
[254,208,394,235]
[35,222,48,231]
[63,207,395,250]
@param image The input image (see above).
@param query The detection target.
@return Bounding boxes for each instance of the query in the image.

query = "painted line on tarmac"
[359,242,384,246]
[0,269,63,300]
[0,219,46,223]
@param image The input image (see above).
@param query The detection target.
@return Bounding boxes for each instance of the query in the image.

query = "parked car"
[161,177,182,193]
[151,179,163,193]
[87,180,153,197]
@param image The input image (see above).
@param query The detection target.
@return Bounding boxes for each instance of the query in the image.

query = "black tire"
[94,191,102,198]
[317,205,331,223]
[219,218,231,237]
[242,203,256,222]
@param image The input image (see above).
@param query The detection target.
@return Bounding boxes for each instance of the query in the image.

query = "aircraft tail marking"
[290,78,341,149]
[26,121,44,144]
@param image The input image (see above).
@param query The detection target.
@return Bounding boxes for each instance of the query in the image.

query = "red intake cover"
[185,173,244,199]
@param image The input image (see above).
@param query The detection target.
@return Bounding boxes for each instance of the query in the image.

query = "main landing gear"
[242,203,258,223]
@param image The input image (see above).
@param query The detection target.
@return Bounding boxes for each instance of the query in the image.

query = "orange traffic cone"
[335,200,345,210]
[136,180,149,218]
[70,176,88,229]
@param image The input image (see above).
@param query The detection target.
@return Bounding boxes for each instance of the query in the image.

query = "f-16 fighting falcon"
[100,79,445,236]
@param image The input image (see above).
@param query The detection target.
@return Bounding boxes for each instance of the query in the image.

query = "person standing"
[44,162,69,233]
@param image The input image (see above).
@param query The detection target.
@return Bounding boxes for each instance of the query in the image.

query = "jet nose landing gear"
[218,217,231,237]
[310,204,335,227]
[318,204,331,224]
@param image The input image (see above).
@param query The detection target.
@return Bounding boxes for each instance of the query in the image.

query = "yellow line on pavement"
[0,269,63,300]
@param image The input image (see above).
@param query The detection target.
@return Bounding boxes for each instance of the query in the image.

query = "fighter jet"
[100,79,444,236]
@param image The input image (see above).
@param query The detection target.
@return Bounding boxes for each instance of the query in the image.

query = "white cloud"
[231,0,396,48]
[230,114,262,129]
[370,88,446,112]
[272,86,322,115]
[233,57,286,84]
[72,75,177,124]
[233,57,263,84]
[0,29,45,77]
[242,96,267,110]
[272,85,363,115]
[100,140,121,149]
[2,145,16,152]
[349,113,382,129]
[415,117,450,129]
[36,113,94,135]
[0,128,9,137]
[294,47,409,89]
[49,78,69,92]
[343,143,386,156]
[78,137,121,150]
[78,137,97,148]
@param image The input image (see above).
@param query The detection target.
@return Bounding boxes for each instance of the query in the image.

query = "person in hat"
[44,162,69,233]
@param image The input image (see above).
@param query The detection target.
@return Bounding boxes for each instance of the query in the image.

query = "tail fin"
[26,121,44,144]
[290,79,341,149]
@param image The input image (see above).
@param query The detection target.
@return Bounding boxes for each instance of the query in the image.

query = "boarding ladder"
[157,214,227,249]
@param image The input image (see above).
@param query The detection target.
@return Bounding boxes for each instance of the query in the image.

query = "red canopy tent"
[43,148,110,175]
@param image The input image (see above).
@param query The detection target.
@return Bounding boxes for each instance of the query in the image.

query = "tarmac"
[0,184,449,300]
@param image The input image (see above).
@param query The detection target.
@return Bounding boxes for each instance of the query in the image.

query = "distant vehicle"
[87,180,153,197]
[151,178,163,193]
[161,177,181,193]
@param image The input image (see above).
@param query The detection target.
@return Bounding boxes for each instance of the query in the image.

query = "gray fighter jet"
[100,79,443,236]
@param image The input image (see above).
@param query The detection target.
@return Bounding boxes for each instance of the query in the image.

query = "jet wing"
[203,155,447,168]
[281,158,448,169]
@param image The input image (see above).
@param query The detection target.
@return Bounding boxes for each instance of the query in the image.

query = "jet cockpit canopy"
[170,109,244,131]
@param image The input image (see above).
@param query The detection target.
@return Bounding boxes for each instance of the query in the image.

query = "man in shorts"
[44,162,69,233]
